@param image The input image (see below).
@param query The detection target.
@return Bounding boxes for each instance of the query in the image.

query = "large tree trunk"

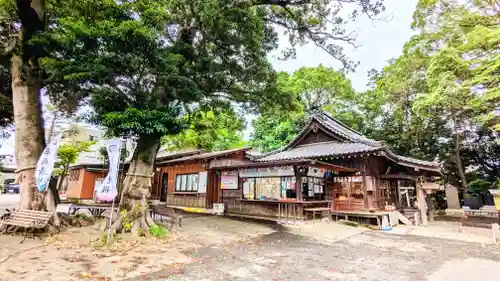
[13,0,60,225]
[108,135,161,237]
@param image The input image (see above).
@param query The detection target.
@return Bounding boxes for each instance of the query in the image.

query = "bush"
[75,213,92,221]
[149,225,168,238]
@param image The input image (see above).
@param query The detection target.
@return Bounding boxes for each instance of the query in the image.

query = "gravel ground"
[128,230,500,281]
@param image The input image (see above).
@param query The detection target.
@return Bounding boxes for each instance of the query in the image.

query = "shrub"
[149,225,168,238]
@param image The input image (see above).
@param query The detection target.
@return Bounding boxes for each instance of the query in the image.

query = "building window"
[242,176,297,200]
[175,174,199,192]
[69,169,80,181]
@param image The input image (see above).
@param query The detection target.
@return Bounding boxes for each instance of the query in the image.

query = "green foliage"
[250,111,305,153]
[98,145,129,166]
[250,65,358,152]
[94,231,116,247]
[8,0,386,140]
[56,141,95,169]
[162,107,246,152]
[120,209,133,232]
[467,179,493,197]
[74,212,92,221]
[365,0,499,190]
[149,225,168,238]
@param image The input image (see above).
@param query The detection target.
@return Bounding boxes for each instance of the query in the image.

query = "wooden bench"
[304,207,332,222]
[150,206,182,229]
[0,208,13,221]
[463,209,499,218]
[0,209,53,243]
[68,203,113,217]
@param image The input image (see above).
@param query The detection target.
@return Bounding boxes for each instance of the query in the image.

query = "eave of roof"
[156,148,202,160]
[258,141,382,162]
[256,110,440,173]
[156,147,250,165]
[210,158,357,172]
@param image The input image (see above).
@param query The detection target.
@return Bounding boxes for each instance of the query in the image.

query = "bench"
[68,204,113,217]
[0,208,13,221]
[150,206,182,229]
[463,209,499,218]
[304,207,332,222]
[0,209,53,243]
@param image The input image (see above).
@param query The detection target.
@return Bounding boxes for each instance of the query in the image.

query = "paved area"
[0,194,70,213]
[2,194,499,281]
[129,227,500,281]
[0,193,19,210]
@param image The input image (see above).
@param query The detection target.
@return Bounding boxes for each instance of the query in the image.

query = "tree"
[98,144,129,166]
[364,46,453,162]
[162,107,246,152]
[250,66,358,152]
[44,103,69,143]
[40,0,386,236]
[364,0,499,191]
[0,0,61,217]
[55,141,95,191]
[250,111,305,152]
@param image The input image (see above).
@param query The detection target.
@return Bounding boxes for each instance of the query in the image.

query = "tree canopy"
[23,0,387,235]
[250,65,358,152]
[363,0,499,190]
[162,107,246,152]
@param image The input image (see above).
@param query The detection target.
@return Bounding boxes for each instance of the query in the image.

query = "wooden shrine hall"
[211,110,441,225]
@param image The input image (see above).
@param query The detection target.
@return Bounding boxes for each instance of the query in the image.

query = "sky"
[242,0,419,138]
[0,0,418,156]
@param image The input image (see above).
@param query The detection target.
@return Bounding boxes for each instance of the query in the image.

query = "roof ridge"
[317,111,366,137]
[314,110,380,145]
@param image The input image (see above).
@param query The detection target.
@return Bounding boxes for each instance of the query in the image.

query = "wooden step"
[393,210,414,226]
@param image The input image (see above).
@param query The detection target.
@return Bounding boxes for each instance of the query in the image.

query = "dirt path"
[0,216,275,281]
[129,231,500,281]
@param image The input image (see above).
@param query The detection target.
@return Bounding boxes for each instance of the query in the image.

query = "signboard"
[221,175,238,189]
[95,140,121,202]
[198,171,208,193]
[35,133,62,191]
[307,167,326,178]
[239,166,294,178]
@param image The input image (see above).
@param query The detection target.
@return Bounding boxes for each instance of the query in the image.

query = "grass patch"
[338,220,360,227]
[149,225,168,238]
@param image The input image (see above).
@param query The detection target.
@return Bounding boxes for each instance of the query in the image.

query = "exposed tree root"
[103,135,161,238]
[0,244,48,265]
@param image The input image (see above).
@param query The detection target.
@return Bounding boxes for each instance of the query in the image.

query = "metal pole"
[106,197,115,246]
[106,141,121,246]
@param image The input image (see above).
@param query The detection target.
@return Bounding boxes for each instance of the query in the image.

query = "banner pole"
[107,197,115,246]
[106,141,121,246]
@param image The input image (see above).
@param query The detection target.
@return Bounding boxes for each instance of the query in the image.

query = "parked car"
[2,179,20,194]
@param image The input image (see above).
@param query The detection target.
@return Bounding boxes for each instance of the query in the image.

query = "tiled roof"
[156,148,201,160]
[257,110,440,172]
[258,141,382,162]
[316,111,380,146]
[392,154,440,170]
[157,147,250,164]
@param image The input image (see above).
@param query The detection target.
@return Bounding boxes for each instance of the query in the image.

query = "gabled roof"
[257,111,440,173]
[259,141,381,162]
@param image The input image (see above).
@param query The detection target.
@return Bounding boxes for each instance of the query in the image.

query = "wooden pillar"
[416,182,428,225]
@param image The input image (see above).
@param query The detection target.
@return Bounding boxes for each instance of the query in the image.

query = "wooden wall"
[155,162,208,208]
[297,128,336,145]
[66,168,85,199]
[153,151,246,209]
[66,168,107,200]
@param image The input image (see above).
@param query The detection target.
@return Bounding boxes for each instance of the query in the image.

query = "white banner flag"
[95,139,121,202]
[35,133,62,192]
